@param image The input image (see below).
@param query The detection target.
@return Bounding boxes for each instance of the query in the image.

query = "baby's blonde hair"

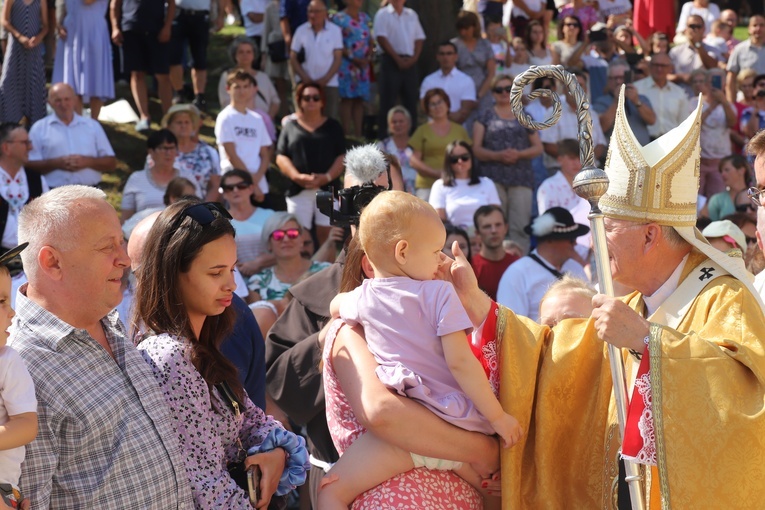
[358,191,440,267]
[538,275,595,312]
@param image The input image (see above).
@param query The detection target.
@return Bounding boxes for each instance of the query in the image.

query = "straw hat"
[161,104,201,129]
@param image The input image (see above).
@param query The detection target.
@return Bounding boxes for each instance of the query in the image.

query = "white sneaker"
[135,118,150,132]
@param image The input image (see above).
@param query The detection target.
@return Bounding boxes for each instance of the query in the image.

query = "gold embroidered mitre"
[600,86,703,226]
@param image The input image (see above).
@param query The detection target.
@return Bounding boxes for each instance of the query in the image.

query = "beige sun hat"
[600,86,762,309]
[161,104,201,129]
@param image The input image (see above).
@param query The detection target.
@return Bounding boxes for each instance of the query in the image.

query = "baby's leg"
[454,463,502,510]
[317,432,415,510]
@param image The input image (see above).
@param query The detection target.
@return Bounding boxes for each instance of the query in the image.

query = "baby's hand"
[492,413,524,448]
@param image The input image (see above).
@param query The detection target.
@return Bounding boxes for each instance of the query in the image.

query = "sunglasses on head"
[171,202,232,230]
[220,181,250,192]
[271,228,301,241]
[301,94,321,102]
[492,85,513,94]
[450,154,471,164]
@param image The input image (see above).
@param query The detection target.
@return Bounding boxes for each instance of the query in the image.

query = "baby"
[318,191,522,509]
[0,244,37,510]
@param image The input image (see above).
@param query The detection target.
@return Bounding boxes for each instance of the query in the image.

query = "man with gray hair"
[9,186,193,509]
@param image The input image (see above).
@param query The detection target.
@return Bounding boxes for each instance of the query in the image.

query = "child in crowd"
[318,191,521,509]
[0,244,37,510]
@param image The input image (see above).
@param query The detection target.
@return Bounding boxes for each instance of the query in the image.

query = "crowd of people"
[2,0,765,508]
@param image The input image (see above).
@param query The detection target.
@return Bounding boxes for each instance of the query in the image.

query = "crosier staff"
[509,65,646,510]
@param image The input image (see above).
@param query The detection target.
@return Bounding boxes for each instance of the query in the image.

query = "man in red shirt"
[470,205,519,300]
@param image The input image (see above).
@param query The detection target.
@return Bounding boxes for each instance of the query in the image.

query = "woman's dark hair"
[444,222,472,262]
[525,20,546,50]
[422,87,451,116]
[295,82,325,112]
[163,177,196,206]
[221,168,254,187]
[556,15,583,42]
[133,199,243,406]
[340,235,367,293]
[719,154,753,187]
[147,129,178,150]
[442,140,479,187]
[455,9,481,39]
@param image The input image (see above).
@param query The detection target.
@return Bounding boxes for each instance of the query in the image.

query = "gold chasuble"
[497,249,765,509]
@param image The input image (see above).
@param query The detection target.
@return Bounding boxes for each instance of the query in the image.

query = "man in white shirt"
[420,41,477,125]
[496,207,589,321]
[26,84,116,189]
[289,0,342,119]
[536,139,592,260]
[539,69,606,165]
[373,0,425,137]
[241,0,267,47]
[669,16,722,97]
[633,52,690,139]
[214,70,272,201]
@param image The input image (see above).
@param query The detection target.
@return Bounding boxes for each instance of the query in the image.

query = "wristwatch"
[694,42,702,49]
[635,101,643,107]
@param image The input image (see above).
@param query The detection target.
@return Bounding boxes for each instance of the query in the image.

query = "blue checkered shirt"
[9,286,194,509]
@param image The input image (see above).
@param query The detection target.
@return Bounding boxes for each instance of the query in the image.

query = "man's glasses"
[688,24,703,30]
[154,144,178,152]
[171,202,232,230]
[271,228,301,241]
[449,154,471,164]
[301,94,321,102]
[747,187,765,208]
[492,85,513,94]
[220,182,250,192]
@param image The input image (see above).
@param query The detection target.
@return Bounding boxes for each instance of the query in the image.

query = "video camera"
[316,162,392,228]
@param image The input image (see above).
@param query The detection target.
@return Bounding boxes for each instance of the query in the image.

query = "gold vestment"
[499,252,765,509]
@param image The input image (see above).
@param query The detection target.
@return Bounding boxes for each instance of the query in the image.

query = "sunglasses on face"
[736,202,758,212]
[171,202,232,230]
[688,24,703,30]
[564,22,580,27]
[271,228,301,241]
[301,94,321,102]
[450,154,471,164]
[220,181,250,192]
[492,85,513,94]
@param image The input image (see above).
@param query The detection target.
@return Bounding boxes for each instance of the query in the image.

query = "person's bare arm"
[477,59,496,100]
[246,11,264,23]
[72,155,117,172]
[254,144,271,186]
[409,149,441,180]
[222,142,249,172]
[0,412,37,450]
[290,51,311,83]
[317,48,342,86]
[449,100,477,124]
[376,35,403,67]
[109,0,123,45]
[333,324,500,474]
[567,40,591,69]
[726,70,737,104]
[697,44,719,70]
[25,158,68,174]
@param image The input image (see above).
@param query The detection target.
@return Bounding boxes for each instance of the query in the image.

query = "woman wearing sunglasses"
[472,75,542,253]
[551,15,584,67]
[429,141,501,230]
[248,212,329,316]
[134,200,309,509]
[275,82,345,247]
[220,170,276,278]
